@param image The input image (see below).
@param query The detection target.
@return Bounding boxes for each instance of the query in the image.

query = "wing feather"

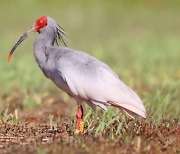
[54,48,146,118]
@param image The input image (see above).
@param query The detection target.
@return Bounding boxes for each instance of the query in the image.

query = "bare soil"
[0,96,179,154]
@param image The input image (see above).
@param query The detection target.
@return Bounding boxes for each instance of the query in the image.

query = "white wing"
[53,48,146,118]
[63,65,146,118]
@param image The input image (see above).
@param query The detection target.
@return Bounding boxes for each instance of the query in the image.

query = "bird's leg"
[75,105,84,134]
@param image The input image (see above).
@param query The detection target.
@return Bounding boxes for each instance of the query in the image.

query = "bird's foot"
[75,120,84,134]
[75,105,84,134]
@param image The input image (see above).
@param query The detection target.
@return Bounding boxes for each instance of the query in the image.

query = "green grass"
[0,1,179,152]
[1,0,179,119]
[0,109,19,125]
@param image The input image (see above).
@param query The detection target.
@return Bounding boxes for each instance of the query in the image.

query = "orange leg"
[75,105,84,134]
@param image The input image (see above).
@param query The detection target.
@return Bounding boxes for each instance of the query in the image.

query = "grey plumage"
[9,16,146,119]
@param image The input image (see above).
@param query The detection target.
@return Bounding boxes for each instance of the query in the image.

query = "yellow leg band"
[79,121,84,133]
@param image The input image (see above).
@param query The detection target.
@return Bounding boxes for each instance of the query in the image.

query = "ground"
[0,0,180,154]
[0,122,179,154]
[0,95,179,154]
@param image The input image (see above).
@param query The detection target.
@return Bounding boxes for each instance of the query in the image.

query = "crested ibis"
[8,16,146,134]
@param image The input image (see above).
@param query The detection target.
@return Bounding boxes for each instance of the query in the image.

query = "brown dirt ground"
[0,95,179,154]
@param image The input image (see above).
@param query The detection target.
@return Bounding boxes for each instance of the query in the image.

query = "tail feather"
[108,101,146,118]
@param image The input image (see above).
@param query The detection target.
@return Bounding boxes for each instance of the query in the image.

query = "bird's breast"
[45,67,72,96]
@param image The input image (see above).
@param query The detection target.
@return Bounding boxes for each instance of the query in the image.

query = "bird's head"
[8,16,66,62]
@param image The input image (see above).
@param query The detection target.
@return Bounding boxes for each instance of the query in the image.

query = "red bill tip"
[7,54,12,62]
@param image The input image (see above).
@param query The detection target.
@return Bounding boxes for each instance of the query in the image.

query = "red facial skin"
[35,16,47,32]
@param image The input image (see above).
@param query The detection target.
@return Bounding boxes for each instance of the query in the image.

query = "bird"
[8,16,146,134]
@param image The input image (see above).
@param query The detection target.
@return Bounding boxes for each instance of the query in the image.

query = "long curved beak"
[8,25,36,62]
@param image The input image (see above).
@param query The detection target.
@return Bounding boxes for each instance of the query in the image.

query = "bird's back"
[44,46,146,118]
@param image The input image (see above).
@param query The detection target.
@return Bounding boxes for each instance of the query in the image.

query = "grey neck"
[34,28,56,69]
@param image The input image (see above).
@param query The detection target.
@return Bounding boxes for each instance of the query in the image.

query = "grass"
[0,0,179,153]
[0,109,19,125]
